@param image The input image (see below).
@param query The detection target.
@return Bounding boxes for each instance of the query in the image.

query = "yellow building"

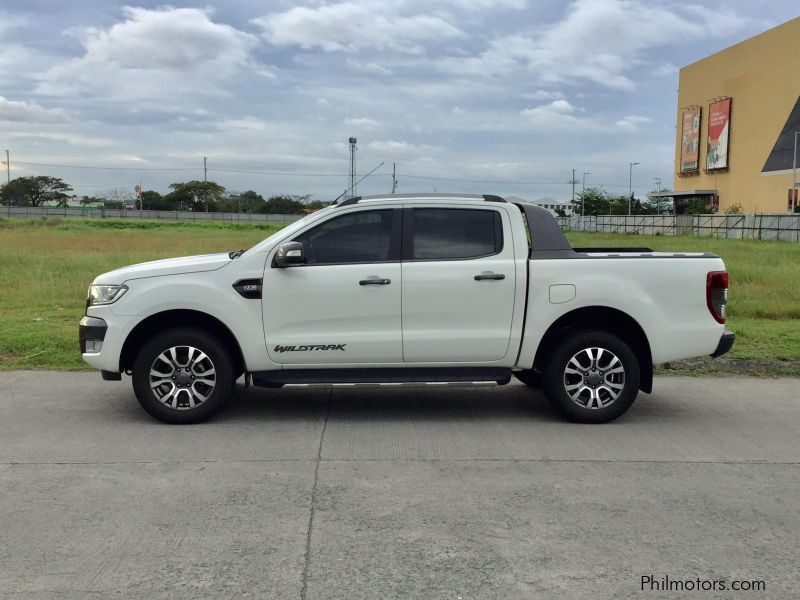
[673,16,800,213]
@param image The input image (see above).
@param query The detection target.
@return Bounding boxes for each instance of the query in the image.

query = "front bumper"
[710,331,735,358]
[79,316,107,354]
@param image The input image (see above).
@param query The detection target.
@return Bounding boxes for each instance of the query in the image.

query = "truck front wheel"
[543,330,640,424]
[131,328,235,424]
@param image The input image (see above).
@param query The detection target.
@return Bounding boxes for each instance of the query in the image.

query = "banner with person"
[707,99,732,171]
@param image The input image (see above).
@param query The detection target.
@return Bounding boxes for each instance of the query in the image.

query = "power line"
[209,167,352,177]
[15,160,198,172]
[11,159,630,188]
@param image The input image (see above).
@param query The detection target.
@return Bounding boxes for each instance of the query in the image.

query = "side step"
[251,367,512,388]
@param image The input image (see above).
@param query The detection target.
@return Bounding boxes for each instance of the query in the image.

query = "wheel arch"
[120,309,246,378]
[532,305,653,393]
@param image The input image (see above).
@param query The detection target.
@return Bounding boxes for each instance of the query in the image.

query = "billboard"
[679,107,701,173]
[706,98,732,171]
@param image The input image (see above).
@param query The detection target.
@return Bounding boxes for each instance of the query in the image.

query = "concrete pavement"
[0,372,798,598]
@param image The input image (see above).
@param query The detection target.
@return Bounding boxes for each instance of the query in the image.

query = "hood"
[93,253,231,284]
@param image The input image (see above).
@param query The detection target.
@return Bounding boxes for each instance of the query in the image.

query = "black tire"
[514,369,542,388]
[132,327,235,424]
[542,329,640,424]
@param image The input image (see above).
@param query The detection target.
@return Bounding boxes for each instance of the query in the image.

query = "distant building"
[673,17,800,213]
[505,195,573,216]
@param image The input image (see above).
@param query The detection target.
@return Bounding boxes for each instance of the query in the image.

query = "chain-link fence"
[1,205,305,224]
[558,213,800,242]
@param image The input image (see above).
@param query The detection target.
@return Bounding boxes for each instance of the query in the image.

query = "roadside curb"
[657,357,800,377]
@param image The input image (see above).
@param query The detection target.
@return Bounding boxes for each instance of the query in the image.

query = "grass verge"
[0,218,796,374]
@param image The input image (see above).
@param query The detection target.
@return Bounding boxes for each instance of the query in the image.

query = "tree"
[219,190,266,213]
[0,176,72,207]
[80,196,104,206]
[167,180,225,212]
[261,194,306,214]
[571,187,614,216]
[305,199,333,211]
[138,190,172,210]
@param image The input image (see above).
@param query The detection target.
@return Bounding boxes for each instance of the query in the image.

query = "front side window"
[411,208,503,260]
[294,209,393,264]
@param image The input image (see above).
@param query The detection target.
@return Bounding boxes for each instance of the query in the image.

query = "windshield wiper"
[228,249,245,259]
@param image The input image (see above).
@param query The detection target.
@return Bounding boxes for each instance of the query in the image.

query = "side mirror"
[274,241,306,267]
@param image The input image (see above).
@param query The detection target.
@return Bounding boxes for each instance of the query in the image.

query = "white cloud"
[615,114,651,132]
[439,0,748,90]
[520,100,594,131]
[0,97,69,123]
[651,62,679,77]
[367,139,442,156]
[253,2,464,54]
[346,59,393,75]
[8,131,116,148]
[521,100,650,133]
[36,7,259,100]
[218,117,271,131]
[345,117,381,130]
[521,90,565,101]
[439,0,526,8]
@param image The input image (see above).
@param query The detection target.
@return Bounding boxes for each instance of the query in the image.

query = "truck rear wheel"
[543,330,639,423]
[131,327,235,424]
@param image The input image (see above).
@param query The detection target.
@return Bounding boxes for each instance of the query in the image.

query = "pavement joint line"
[300,387,332,600]
[2,458,799,466]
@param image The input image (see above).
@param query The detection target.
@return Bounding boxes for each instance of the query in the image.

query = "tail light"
[706,271,728,324]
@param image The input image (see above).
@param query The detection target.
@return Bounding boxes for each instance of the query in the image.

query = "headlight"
[87,284,128,306]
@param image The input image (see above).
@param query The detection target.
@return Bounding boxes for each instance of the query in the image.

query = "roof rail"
[334,193,506,208]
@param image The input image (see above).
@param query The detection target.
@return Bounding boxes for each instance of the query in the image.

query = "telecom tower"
[348,137,357,197]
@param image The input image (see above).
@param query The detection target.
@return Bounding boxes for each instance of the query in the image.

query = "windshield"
[242,206,336,256]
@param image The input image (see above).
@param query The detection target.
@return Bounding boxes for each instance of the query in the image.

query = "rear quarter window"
[410,208,503,260]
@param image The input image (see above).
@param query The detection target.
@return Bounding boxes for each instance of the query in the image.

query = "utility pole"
[581,171,591,217]
[653,177,662,214]
[628,162,639,215]
[348,137,357,197]
[203,156,207,182]
[792,131,798,214]
[391,162,397,193]
[569,169,577,205]
[3,149,8,216]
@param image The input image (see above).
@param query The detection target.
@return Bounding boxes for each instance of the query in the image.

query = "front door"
[264,207,403,365]
[401,206,517,363]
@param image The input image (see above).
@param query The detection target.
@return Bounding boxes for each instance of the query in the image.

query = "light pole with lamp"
[581,171,591,217]
[628,162,639,215]
[792,131,798,214]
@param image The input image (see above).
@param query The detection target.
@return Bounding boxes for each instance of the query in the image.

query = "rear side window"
[411,208,503,260]
[294,209,393,264]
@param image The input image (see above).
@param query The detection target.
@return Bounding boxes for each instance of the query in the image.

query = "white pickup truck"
[80,194,733,424]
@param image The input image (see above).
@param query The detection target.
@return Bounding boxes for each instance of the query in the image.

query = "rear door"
[401,205,517,363]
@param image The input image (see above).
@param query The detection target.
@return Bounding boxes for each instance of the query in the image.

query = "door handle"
[359,277,391,285]
[474,272,505,281]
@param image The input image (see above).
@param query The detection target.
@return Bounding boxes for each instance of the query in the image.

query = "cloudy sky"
[0,1,796,201]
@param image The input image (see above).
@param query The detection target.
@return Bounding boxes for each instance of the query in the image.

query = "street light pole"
[653,177,662,214]
[581,172,591,217]
[628,162,639,215]
[581,171,591,217]
[792,131,798,214]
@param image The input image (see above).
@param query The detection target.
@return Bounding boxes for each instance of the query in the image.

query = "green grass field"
[0,217,798,371]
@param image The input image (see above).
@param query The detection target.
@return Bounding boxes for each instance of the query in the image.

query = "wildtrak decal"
[274,344,346,353]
